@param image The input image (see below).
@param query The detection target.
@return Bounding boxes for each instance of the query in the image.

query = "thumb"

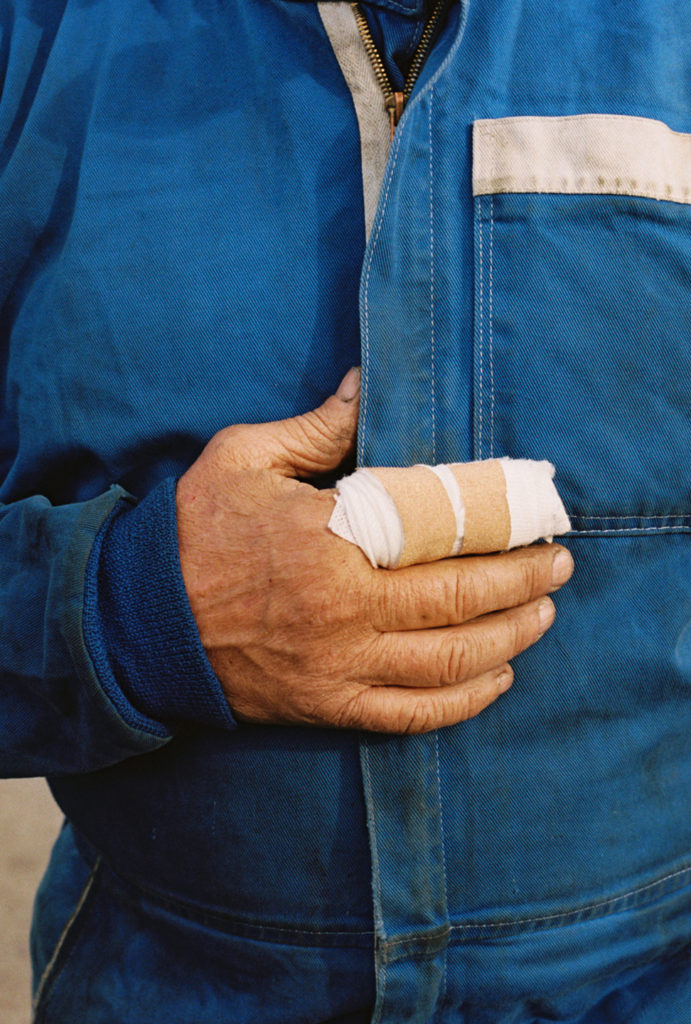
[271,366,361,477]
[222,367,361,478]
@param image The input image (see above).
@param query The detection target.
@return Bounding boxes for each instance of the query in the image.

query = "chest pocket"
[472,114,691,535]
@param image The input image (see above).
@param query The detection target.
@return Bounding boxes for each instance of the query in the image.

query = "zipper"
[351,0,452,140]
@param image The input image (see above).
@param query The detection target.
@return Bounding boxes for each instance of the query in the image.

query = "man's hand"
[176,369,574,734]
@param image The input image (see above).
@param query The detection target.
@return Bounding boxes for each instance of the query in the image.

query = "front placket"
[354,12,470,1020]
[360,733,451,1022]
[321,2,469,1017]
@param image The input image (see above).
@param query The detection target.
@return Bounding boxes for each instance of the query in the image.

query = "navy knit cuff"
[83,477,237,733]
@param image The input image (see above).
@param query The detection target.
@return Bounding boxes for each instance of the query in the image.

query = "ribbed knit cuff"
[83,477,237,733]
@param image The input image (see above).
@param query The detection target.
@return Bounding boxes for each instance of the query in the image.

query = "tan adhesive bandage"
[368,466,457,567]
[328,458,571,569]
[450,460,511,555]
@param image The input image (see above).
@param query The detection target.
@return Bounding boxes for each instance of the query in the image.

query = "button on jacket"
[0,2,689,1021]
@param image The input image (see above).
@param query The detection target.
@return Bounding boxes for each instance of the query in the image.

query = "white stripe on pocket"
[473,114,691,204]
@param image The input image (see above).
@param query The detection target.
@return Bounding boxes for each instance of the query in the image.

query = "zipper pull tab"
[387,91,406,140]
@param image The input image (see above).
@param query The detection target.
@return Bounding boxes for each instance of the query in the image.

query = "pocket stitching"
[476,196,484,457]
[489,194,495,457]
[429,86,438,463]
[476,195,496,461]
[472,190,690,526]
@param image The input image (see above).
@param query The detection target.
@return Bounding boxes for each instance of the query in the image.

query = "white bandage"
[329,458,571,569]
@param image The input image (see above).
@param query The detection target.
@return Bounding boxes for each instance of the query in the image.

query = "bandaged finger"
[328,458,570,569]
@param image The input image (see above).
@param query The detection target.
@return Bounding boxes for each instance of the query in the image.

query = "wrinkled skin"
[177,369,573,734]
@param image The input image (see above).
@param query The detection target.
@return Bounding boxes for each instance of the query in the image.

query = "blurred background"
[0,779,63,1024]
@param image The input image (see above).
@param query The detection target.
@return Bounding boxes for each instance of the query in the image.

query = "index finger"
[369,544,573,632]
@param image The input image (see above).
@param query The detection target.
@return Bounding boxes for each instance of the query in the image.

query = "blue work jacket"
[0,2,689,1021]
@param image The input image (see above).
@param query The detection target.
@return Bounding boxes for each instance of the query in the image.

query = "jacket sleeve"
[0,476,236,779]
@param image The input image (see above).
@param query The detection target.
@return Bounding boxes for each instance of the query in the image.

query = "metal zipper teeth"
[351,0,452,125]
[350,2,395,109]
[404,0,452,102]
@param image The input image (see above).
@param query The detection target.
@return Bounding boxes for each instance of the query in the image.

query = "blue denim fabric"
[0,0,364,774]
[32,825,376,1023]
[356,1,691,1015]
[32,826,691,1023]
[0,0,684,1020]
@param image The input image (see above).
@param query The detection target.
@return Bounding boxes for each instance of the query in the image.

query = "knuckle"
[215,424,253,465]
[398,699,437,735]
[505,612,529,654]
[381,575,415,625]
[330,690,366,730]
[349,688,402,734]
[280,409,349,473]
[292,410,336,450]
[519,552,545,600]
[346,632,380,681]
[451,570,481,622]
[309,404,353,447]
[217,423,244,449]
[437,635,473,684]
[511,604,540,651]
[371,581,394,628]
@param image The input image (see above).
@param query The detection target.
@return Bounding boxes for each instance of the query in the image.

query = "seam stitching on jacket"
[478,181,691,203]
[33,857,102,1017]
[570,514,690,521]
[373,957,387,1024]
[380,863,691,948]
[360,127,406,464]
[443,865,691,935]
[434,729,449,1008]
[429,88,437,462]
[105,849,376,939]
[80,827,375,942]
[477,197,484,458]
[569,525,691,534]
[361,740,386,939]
[480,113,691,128]
[363,741,387,1022]
[489,195,495,456]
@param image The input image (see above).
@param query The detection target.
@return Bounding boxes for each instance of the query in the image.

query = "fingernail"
[538,598,555,635]
[551,548,574,587]
[336,366,361,403]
